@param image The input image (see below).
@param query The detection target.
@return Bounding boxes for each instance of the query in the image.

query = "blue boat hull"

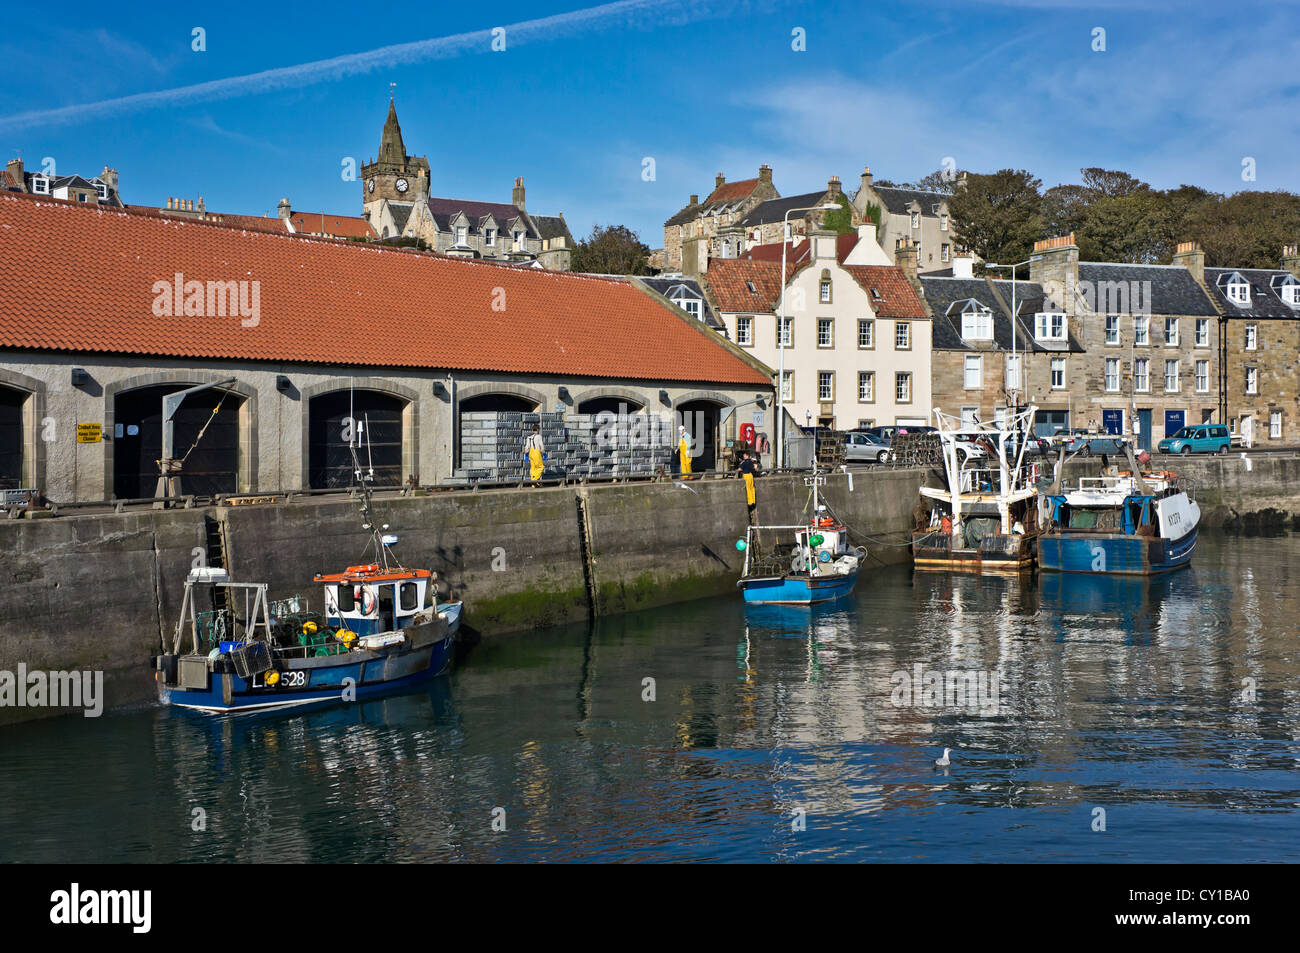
[739,570,859,605]
[160,634,455,714]
[1038,526,1197,575]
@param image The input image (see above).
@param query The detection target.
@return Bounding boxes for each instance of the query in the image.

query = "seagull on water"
[935,748,952,766]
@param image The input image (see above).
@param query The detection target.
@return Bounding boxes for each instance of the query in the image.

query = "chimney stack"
[99,165,118,196]
[512,177,526,211]
[758,164,772,186]
[5,157,23,189]
[827,175,842,196]
[689,194,698,206]
[860,166,873,192]
[277,198,292,220]
[1282,243,1300,278]
[715,172,725,190]
[894,237,919,284]
[1029,233,1079,309]
[1172,240,1206,283]
[952,252,975,280]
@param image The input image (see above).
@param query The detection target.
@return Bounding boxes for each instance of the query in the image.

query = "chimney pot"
[715,173,725,190]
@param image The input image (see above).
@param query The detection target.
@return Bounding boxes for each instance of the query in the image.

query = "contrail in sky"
[0,0,738,134]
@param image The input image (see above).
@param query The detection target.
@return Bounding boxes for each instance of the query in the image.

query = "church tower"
[361,96,430,227]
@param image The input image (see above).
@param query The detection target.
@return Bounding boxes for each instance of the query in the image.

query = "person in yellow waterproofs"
[737,451,760,520]
[524,423,545,485]
[677,425,693,476]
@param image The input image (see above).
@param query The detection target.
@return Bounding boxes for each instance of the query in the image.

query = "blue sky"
[3,0,1298,246]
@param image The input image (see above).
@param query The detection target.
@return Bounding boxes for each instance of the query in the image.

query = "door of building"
[1034,409,1068,439]
[1136,409,1153,451]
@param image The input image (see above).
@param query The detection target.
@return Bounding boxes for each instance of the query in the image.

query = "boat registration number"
[252,670,307,689]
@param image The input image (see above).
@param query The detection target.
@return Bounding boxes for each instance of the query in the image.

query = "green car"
[1158,424,1231,455]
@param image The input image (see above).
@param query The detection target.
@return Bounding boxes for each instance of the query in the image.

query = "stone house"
[715,177,857,261]
[852,168,964,274]
[1029,234,1221,448]
[662,166,779,274]
[4,159,124,208]
[1191,242,1300,445]
[702,228,932,434]
[919,255,1084,430]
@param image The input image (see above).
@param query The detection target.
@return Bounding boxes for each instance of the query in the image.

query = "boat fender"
[302,620,318,635]
[265,670,281,686]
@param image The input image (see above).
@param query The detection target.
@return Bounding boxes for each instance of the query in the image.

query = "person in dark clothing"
[738,451,760,520]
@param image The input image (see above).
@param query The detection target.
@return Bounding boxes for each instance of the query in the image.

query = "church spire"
[378,96,406,168]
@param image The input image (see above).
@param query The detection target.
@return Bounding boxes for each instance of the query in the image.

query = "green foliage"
[571,224,652,275]
[946,169,1045,266]
[820,193,855,234]
[861,202,884,229]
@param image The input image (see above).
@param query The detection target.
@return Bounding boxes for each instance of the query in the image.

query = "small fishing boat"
[737,468,865,605]
[155,438,462,714]
[912,405,1042,573]
[1037,446,1199,575]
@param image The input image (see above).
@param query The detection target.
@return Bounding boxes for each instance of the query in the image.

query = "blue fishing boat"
[737,469,865,605]
[155,437,462,714]
[1038,453,1199,575]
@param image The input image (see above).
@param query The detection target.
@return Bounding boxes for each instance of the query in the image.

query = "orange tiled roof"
[705,259,792,313]
[0,193,770,385]
[127,205,287,235]
[706,178,760,203]
[289,211,376,239]
[841,265,929,318]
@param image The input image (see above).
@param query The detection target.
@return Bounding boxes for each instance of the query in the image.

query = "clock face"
[367,179,375,193]
[395,178,409,193]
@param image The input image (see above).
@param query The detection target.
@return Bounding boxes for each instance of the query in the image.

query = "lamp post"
[984,255,1042,436]
[776,203,841,469]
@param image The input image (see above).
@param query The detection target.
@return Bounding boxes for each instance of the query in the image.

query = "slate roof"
[919,275,1083,352]
[736,191,826,228]
[0,191,769,386]
[873,186,950,216]
[530,214,572,243]
[389,203,413,233]
[425,197,536,238]
[1077,262,1218,316]
[638,276,725,330]
[1203,267,1300,319]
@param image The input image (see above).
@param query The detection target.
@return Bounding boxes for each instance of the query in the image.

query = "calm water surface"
[3,532,1298,863]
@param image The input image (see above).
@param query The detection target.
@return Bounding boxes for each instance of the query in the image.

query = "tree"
[1079,167,1149,200]
[820,193,856,234]
[570,224,652,275]
[909,168,958,194]
[946,169,1044,266]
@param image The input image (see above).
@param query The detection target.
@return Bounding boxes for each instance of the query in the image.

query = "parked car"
[861,424,937,442]
[844,430,891,464]
[1062,432,1128,456]
[1050,427,1090,447]
[1158,424,1231,455]
[1006,433,1053,457]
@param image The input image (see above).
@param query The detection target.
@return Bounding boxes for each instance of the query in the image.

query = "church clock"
[395,178,409,194]
[367,179,375,193]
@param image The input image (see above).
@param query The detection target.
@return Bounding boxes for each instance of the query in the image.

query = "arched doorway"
[308,390,406,489]
[677,399,724,471]
[113,385,243,499]
[0,385,24,490]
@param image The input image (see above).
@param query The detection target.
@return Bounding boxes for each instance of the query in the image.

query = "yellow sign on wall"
[76,424,102,443]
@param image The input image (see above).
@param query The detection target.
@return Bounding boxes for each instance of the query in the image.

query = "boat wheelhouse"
[912,405,1041,573]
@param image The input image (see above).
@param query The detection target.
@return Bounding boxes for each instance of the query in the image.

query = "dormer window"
[1034,311,1066,341]
[959,303,994,341]
[1225,273,1251,305]
[31,175,48,195]
[485,227,496,247]
[1271,273,1300,307]
[95,181,108,201]
[910,211,920,229]
[940,213,949,231]
[455,225,467,246]
[513,230,524,251]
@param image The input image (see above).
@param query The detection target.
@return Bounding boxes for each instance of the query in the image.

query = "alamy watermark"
[151,271,261,327]
[889,663,1000,715]
[0,665,104,717]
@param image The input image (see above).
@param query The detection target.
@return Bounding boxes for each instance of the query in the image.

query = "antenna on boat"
[347,412,403,572]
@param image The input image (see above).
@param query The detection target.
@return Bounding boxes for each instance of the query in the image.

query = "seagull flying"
[673,481,698,494]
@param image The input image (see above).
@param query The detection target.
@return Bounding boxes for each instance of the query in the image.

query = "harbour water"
[2,532,1298,863]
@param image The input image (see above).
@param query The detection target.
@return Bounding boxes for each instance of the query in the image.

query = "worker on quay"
[737,451,760,521]
[524,424,545,485]
[678,425,693,477]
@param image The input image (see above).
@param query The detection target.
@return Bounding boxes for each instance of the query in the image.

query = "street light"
[776,203,841,468]
[984,255,1042,421]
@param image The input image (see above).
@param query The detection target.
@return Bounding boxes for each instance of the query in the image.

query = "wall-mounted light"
[659,389,672,406]
[71,368,89,387]
[557,386,571,403]
[275,374,291,392]
[432,381,448,397]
